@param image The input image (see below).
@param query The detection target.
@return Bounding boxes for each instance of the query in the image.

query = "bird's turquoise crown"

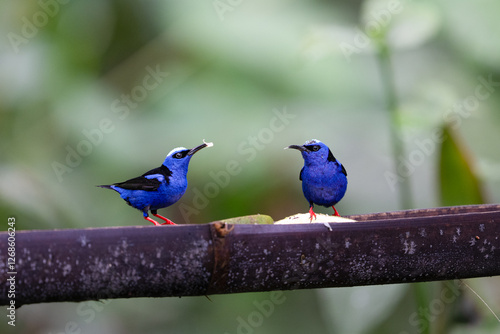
[167,147,187,156]
[305,139,321,145]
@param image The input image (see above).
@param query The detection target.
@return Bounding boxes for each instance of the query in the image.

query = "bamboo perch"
[1,204,500,306]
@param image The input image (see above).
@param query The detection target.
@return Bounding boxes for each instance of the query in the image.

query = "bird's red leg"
[332,206,340,217]
[152,213,177,225]
[144,216,161,226]
[309,206,317,222]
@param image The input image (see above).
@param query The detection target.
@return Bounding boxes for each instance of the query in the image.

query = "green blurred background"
[2,0,500,333]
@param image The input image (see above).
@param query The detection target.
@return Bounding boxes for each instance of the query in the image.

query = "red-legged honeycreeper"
[99,140,213,226]
[286,139,347,221]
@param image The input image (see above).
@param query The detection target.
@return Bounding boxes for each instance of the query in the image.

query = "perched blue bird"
[286,139,347,221]
[99,140,213,226]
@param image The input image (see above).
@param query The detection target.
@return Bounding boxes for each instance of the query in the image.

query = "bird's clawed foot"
[309,206,317,222]
[332,206,340,217]
[153,213,176,225]
[143,213,177,226]
[144,216,162,226]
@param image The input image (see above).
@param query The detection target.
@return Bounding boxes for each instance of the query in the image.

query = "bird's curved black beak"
[285,144,308,152]
[188,140,214,156]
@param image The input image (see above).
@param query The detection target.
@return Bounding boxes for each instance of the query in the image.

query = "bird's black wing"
[327,149,336,162]
[328,149,347,176]
[142,165,173,180]
[112,165,173,191]
[299,167,304,181]
[340,164,347,176]
[112,176,161,191]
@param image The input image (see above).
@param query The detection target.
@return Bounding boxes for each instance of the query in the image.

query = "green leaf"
[439,125,484,206]
[218,214,274,225]
[412,282,433,334]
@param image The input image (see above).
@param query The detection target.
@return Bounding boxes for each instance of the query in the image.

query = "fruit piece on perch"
[274,213,356,231]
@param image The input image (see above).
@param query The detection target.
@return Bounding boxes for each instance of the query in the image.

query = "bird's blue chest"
[150,178,187,208]
[301,163,347,207]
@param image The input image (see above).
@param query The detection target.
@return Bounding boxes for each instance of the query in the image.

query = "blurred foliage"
[1,0,500,333]
[439,124,484,206]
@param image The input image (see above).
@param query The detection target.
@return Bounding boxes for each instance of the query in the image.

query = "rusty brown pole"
[1,204,500,306]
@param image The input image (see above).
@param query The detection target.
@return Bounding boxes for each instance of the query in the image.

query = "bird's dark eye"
[173,150,190,159]
[304,144,321,152]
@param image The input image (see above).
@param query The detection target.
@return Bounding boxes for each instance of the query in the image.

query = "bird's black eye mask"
[305,144,336,162]
[173,150,190,159]
[304,144,321,152]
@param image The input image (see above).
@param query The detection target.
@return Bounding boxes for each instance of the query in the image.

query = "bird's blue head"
[162,140,213,174]
[286,139,337,166]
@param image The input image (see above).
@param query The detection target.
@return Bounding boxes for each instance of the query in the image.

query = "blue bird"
[99,140,213,226]
[286,139,347,221]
